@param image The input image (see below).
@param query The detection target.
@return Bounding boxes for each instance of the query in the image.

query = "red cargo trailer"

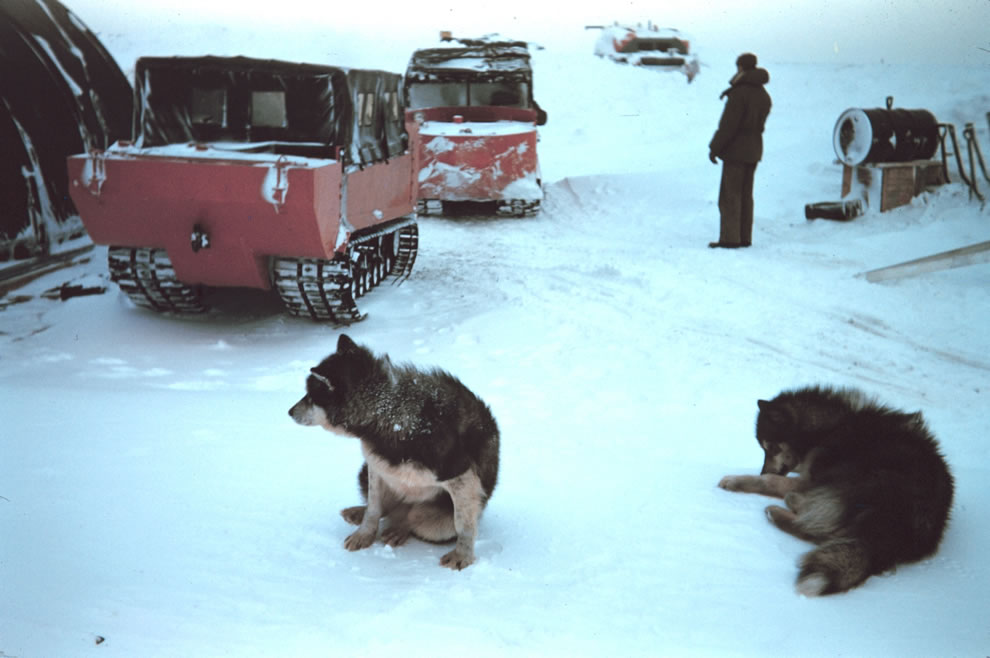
[67,56,417,322]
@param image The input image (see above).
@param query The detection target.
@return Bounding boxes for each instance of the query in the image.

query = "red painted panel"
[406,106,541,203]
[68,151,343,289]
[345,153,416,233]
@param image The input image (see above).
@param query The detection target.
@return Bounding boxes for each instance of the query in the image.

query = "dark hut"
[0,0,131,260]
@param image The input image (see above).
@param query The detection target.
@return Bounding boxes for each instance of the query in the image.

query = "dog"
[719,385,954,596]
[288,334,500,570]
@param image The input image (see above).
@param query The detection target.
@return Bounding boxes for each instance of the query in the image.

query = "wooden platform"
[842,159,946,212]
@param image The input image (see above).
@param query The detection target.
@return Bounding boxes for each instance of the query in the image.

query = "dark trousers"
[718,161,757,245]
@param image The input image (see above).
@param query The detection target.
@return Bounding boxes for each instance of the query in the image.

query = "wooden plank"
[862,240,990,282]
[0,244,95,295]
[880,165,916,212]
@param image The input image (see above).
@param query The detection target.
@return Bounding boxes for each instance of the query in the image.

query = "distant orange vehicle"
[67,56,418,323]
[592,23,700,82]
[404,38,547,216]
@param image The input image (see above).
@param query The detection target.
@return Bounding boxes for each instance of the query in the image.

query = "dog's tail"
[796,538,873,596]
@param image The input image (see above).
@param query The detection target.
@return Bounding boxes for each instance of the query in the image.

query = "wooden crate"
[841,160,946,212]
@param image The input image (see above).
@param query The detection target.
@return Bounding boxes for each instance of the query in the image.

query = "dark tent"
[0,0,131,260]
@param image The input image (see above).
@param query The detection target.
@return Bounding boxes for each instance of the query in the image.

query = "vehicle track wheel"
[108,246,206,313]
[272,257,363,323]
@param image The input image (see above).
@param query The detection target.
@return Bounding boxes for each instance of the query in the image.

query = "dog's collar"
[309,369,333,390]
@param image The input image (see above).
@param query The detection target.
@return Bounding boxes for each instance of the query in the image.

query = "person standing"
[708,53,772,248]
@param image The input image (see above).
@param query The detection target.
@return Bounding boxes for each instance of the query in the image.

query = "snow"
[3,7,990,658]
[33,36,86,99]
[419,56,515,72]
[78,150,105,193]
[107,141,333,166]
[421,120,537,137]
[498,171,542,202]
[7,107,73,248]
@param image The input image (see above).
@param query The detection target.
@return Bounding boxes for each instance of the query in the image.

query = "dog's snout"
[288,397,308,424]
[289,395,327,428]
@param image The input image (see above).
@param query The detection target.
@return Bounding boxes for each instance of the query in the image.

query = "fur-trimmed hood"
[720,67,770,99]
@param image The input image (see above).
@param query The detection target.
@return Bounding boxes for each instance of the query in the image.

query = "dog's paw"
[765,504,795,525]
[718,475,751,491]
[439,548,475,571]
[783,491,805,512]
[344,530,376,551]
[340,506,366,526]
[381,526,411,547]
[796,573,829,598]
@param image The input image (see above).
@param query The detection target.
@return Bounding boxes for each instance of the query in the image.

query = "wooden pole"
[861,240,990,282]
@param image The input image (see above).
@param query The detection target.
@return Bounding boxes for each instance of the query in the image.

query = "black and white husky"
[719,385,954,596]
[289,334,500,570]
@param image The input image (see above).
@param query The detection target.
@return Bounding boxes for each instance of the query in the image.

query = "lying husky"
[289,334,500,570]
[719,385,954,596]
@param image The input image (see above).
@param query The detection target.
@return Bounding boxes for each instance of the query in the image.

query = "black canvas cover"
[0,0,132,259]
[134,56,406,166]
[346,67,406,165]
[405,41,534,86]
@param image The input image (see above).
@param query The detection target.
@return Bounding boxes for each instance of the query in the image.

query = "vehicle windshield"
[408,81,529,109]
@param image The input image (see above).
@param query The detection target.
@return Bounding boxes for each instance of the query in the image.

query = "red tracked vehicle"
[404,37,546,216]
[591,23,700,82]
[67,56,417,322]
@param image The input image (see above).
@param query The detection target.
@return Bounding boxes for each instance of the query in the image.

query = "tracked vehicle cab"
[404,37,546,216]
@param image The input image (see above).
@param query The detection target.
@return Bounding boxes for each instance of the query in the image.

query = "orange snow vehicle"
[404,37,546,216]
[67,56,417,322]
[591,23,700,82]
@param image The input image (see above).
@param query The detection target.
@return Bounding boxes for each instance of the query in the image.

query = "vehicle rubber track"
[417,198,540,217]
[497,198,541,217]
[273,218,418,323]
[108,246,206,313]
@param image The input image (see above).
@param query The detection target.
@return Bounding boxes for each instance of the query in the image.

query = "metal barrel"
[833,108,939,166]
[804,199,863,221]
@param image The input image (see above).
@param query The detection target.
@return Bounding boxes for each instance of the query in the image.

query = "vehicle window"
[407,83,467,109]
[362,93,375,126]
[190,87,227,126]
[637,38,687,54]
[251,91,287,128]
[469,82,528,108]
[355,93,366,126]
[385,92,401,121]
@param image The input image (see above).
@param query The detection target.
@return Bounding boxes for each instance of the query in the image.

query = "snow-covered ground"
[3,5,990,656]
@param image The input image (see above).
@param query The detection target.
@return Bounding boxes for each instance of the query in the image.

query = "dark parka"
[709,68,772,163]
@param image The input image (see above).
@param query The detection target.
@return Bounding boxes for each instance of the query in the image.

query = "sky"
[68,0,990,67]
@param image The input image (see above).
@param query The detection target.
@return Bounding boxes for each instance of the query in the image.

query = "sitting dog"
[719,385,954,595]
[289,334,500,570]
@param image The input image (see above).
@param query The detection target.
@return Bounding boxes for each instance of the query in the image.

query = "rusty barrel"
[833,107,939,166]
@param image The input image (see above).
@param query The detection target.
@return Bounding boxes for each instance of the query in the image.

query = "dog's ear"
[337,334,360,354]
[757,399,790,426]
[309,368,333,391]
